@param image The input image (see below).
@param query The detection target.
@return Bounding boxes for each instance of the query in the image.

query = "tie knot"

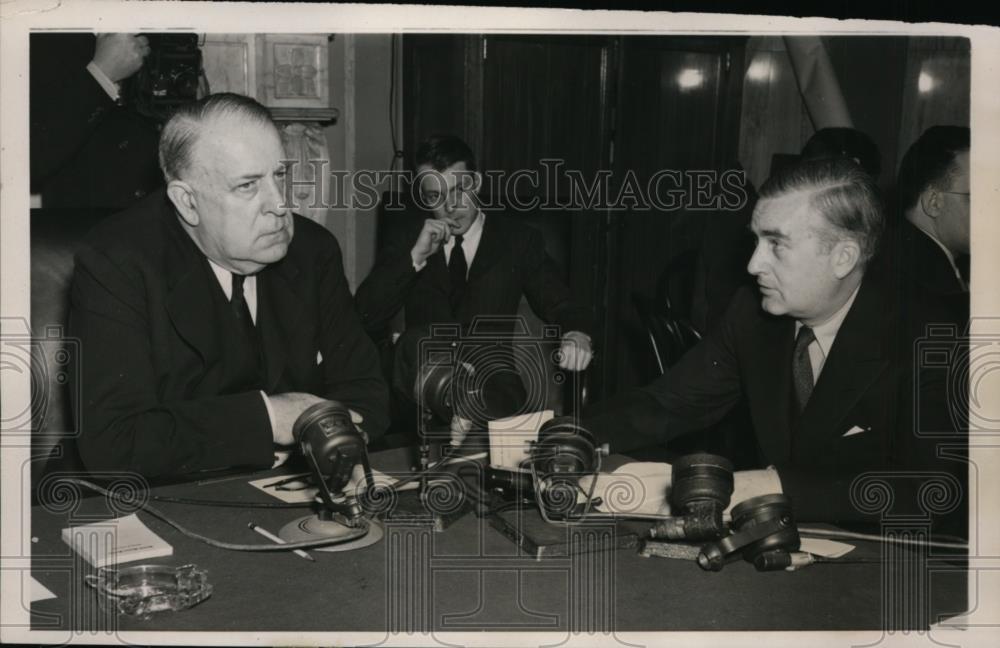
[454,234,464,245]
[231,273,246,302]
[795,325,815,348]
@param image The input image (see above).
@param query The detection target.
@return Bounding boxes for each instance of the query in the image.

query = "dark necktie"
[231,273,262,373]
[449,234,467,310]
[792,325,816,413]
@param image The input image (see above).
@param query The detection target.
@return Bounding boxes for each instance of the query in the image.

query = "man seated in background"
[586,156,966,533]
[68,93,388,479]
[891,126,970,322]
[355,135,594,443]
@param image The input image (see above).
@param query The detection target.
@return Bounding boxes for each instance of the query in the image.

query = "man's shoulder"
[81,190,176,260]
[724,284,768,320]
[713,284,793,348]
[483,212,546,249]
[488,212,540,233]
[286,213,343,261]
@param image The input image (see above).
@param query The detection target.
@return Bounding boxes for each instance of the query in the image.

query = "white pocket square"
[843,425,869,437]
[316,351,323,365]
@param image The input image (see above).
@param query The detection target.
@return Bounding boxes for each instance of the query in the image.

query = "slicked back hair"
[759,157,885,266]
[897,126,970,213]
[414,134,477,173]
[158,92,277,182]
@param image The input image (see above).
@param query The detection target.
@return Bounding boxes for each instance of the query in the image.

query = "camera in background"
[123,34,205,122]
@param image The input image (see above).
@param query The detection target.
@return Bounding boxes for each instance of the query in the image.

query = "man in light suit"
[586,157,966,531]
[356,135,593,439]
[69,93,388,479]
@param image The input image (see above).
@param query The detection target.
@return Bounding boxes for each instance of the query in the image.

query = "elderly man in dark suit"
[355,135,593,440]
[586,157,966,532]
[69,93,388,479]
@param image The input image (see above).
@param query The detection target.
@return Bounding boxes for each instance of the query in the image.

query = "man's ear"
[919,186,943,220]
[832,238,862,279]
[166,180,199,227]
[458,170,483,195]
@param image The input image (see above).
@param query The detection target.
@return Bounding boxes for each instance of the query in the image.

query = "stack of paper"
[61,513,173,568]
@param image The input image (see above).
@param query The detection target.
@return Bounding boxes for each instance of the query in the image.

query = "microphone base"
[278,515,384,552]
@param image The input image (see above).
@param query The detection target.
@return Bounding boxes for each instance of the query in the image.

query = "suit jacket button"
[134,189,146,198]
[118,139,129,150]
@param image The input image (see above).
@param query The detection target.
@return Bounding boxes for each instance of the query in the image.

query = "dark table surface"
[29,447,968,634]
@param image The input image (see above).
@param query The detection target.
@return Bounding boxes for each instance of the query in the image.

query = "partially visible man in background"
[892,126,970,322]
[30,33,162,209]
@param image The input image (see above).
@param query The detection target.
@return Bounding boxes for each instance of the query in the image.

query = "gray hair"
[759,157,885,266]
[158,93,276,182]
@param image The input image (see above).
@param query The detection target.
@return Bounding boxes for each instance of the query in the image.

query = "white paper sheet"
[29,576,56,603]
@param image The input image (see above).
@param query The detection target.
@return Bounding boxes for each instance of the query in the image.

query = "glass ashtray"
[84,563,213,619]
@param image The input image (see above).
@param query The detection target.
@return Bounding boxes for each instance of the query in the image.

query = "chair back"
[632,292,702,375]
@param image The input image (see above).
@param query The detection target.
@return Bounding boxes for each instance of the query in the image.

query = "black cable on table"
[62,478,368,552]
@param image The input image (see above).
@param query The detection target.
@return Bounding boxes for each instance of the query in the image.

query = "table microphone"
[294,401,370,500]
[277,401,385,552]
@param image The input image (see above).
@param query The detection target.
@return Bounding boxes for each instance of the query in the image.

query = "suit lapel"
[902,222,964,296]
[750,315,797,464]
[164,208,222,367]
[426,248,452,296]
[796,279,889,447]
[467,214,504,283]
[257,252,307,392]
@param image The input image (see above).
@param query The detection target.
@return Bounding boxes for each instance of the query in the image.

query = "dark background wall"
[396,33,970,400]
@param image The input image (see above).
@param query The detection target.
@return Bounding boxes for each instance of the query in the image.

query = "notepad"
[61,513,173,568]
[249,467,405,504]
[488,409,554,471]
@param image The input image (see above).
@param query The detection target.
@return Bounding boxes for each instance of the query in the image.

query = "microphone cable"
[60,478,370,552]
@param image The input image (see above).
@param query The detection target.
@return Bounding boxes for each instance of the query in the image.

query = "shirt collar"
[796,283,860,357]
[445,210,486,252]
[206,258,256,303]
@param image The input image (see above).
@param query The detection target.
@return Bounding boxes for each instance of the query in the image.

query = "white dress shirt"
[206,260,277,437]
[207,259,258,323]
[794,284,861,384]
[413,211,486,273]
[86,61,122,102]
[443,211,485,270]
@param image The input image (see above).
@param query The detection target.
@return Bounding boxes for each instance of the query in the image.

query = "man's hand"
[348,409,369,444]
[92,34,151,83]
[411,218,458,267]
[557,331,594,371]
[450,415,474,448]
[268,392,327,445]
